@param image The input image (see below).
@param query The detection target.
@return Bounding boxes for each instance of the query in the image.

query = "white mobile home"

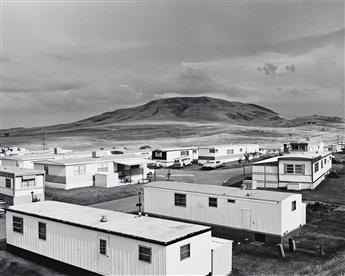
[252,152,332,190]
[151,147,198,167]
[6,201,232,276]
[283,139,324,154]
[0,166,44,206]
[34,155,153,190]
[144,181,306,243]
[198,144,259,165]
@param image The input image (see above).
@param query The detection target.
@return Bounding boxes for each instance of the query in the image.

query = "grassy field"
[45,183,144,206]
[0,121,342,152]
[232,201,345,276]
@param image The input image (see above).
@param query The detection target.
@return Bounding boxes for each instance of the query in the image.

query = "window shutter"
[301,164,305,175]
[284,164,287,174]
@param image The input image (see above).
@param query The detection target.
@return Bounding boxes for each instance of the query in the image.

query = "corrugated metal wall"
[6,212,167,275]
[145,187,283,235]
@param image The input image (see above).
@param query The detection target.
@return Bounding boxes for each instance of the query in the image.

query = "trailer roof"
[198,144,259,149]
[145,181,296,202]
[154,147,198,152]
[7,201,210,245]
[0,166,44,176]
[34,154,150,166]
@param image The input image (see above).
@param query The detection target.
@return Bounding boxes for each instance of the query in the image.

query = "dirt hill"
[75,96,283,126]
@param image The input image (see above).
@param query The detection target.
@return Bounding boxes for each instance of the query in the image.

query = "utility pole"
[41,130,47,150]
[136,192,142,215]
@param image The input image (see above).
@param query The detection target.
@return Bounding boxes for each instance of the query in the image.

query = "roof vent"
[100,215,108,222]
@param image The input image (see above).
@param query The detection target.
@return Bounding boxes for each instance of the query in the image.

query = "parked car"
[202,160,225,170]
[173,156,192,168]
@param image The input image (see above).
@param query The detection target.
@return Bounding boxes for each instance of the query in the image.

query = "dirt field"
[1,122,342,152]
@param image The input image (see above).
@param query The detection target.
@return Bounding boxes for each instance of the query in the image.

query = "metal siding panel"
[145,187,283,235]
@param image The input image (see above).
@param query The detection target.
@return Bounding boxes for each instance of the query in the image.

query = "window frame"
[98,163,108,172]
[74,165,86,176]
[13,216,24,234]
[21,178,36,188]
[227,149,234,155]
[174,193,187,207]
[38,222,46,240]
[5,178,11,188]
[138,245,152,263]
[291,200,297,211]
[180,244,191,261]
[208,197,218,207]
[154,151,163,158]
[99,239,107,255]
[285,164,294,174]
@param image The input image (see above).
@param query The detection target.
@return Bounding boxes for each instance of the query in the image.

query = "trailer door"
[97,235,111,275]
[241,209,251,230]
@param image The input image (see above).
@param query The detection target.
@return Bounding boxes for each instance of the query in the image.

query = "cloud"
[0,55,12,63]
[2,77,86,93]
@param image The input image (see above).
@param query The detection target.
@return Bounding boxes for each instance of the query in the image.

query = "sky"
[1,0,344,128]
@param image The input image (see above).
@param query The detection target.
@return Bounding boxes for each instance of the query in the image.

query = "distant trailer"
[144,181,306,244]
[252,152,332,190]
[0,166,45,206]
[198,144,259,165]
[34,155,152,190]
[6,201,233,276]
[151,147,198,167]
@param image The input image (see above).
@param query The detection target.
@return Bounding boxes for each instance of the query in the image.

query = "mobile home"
[144,181,306,243]
[151,147,198,167]
[283,139,324,154]
[6,201,233,275]
[198,144,259,165]
[0,166,44,206]
[34,155,153,190]
[252,152,332,190]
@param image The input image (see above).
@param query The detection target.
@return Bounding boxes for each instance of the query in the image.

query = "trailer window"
[228,199,236,203]
[285,164,294,174]
[227,149,234,155]
[21,179,35,188]
[294,164,304,175]
[291,201,296,211]
[209,197,218,207]
[74,165,86,175]
[38,222,46,240]
[99,239,107,255]
[139,246,152,263]
[5,178,11,188]
[13,216,23,234]
[175,193,186,207]
[180,244,191,260]
[181,150,189,156]
[98,163,108,172]
[154,151,163,158]
[314,162,319,173]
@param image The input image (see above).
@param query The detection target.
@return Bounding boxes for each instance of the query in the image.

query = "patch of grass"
[45,184,143,205]
[232,203,345,275]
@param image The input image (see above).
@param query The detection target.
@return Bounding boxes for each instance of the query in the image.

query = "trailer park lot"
[1,154,345,275]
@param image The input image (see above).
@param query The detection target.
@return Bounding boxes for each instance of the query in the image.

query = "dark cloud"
[286,64,296,72]
[257,62,278,76]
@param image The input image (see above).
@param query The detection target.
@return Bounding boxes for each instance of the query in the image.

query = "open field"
[1,121,342,152]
